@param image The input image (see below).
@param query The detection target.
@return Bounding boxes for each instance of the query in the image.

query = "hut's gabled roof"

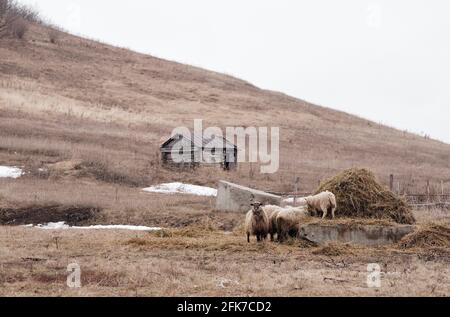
[161,133,237,150]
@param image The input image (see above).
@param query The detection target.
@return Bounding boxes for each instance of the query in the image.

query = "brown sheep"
[245,201,269,243]
[276,206,309,242]
[305,191,337,219]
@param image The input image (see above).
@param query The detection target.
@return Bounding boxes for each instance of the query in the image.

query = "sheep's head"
[250,201,263,215]
[304,196,313,207]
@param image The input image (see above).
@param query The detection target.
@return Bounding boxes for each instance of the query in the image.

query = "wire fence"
[405,194,450,209]
[268,192,450,210]
[268,174,449,210]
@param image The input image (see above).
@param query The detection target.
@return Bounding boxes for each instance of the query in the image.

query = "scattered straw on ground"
[399,225,450,249]
[312,243,355,256]
[315,168,415,224]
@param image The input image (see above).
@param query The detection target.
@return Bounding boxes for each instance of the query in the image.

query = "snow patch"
[77,224,162,231]
[0,166,23,178]
[36,222,70,230]
[143,182,217,197]
[27,222,162,231]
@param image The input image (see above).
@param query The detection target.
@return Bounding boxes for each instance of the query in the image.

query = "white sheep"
[305,191,337,219]
[276,206,309,242]
[262,205,285,242]
[245,201,269,243]
[281,197,307,207]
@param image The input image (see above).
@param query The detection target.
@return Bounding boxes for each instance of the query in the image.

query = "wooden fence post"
[389,174,394,192]
[426,180,430,203]
[293,176,300,205]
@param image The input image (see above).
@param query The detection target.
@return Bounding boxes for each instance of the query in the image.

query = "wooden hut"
[160,133,238,170]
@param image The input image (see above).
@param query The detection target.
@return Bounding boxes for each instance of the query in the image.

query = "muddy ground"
[0,204,100,226]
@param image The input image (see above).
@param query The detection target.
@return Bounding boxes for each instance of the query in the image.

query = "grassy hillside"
[1,8,449,298]
[1,22,449,197]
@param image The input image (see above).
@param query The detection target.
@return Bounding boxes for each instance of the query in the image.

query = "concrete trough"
[215,180,282,213]
[298,223,415,247]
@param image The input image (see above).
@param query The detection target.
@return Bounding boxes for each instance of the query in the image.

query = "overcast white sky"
[18,0,450,144]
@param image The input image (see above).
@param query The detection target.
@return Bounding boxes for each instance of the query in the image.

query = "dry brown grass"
[1,20,450,297]
[311,243,356,257]
[47,27,59,44]
[0,224,448,297]
[0,177,238,229]
[1,23,450,194]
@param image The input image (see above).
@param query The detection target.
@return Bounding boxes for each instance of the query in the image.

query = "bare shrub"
[0,0,12,37]
[0,0,38,39]
[48,27,59,44]
[3,0,39,22]
[9,17,27,39]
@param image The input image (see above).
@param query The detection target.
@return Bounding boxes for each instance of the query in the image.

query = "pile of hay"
[315,168,415,224]
[399,225,450,249]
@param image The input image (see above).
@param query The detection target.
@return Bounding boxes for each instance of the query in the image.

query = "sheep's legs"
[278,232,286,243]
[277,230,283,242]
[331,207,336,219]
[321,206,328,219]
[247,233,250,243]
